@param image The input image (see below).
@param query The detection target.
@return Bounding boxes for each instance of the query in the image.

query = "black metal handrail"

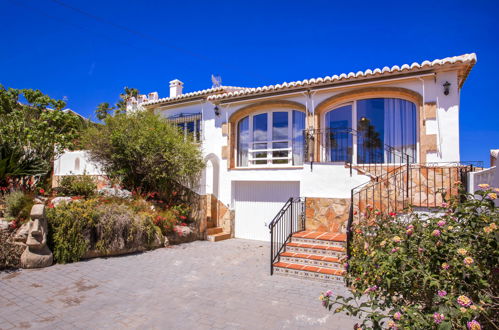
[345,161,484,259]
[304,128,416,177]
[269,197,305,275]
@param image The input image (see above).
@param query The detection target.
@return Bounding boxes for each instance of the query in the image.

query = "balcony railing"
[304,128,415,177]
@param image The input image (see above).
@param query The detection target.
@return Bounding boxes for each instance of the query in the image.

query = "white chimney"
[148,92,158,101]
[169,79,183,98]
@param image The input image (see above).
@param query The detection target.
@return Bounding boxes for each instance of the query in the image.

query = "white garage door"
[234,181,300,241]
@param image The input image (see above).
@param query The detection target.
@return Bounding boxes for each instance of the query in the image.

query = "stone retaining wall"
[305,197,350,233]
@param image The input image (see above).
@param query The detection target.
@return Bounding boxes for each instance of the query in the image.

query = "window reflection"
[325,98,417,164]
[237,110,305,167]
[325,105,352,162]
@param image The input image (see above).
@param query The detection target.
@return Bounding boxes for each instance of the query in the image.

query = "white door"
[234,181,300,241]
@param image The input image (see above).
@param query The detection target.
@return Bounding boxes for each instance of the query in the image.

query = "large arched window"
[325,98,417,163]
[237,110,305,167]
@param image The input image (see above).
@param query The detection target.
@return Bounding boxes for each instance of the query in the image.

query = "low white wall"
[54,151,104,176]
[468,166,498,206]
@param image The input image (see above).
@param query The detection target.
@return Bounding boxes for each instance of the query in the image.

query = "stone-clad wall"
[206,194,234,237]
[305,198,350,233]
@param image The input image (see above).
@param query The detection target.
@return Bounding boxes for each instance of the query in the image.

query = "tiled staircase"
[206,226,230,242]
[272,231,347,282]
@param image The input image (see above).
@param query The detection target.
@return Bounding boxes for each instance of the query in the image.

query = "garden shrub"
[0,230,24,270]
[46,198,159,263]
[59,175,97,197]
[46,199,99,263]
[321,186,498,329]
[94,203,157,253]
[4,190,33,221]
[82,110,204,200]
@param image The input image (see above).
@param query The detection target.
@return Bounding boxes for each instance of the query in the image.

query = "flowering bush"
[321,186,498,329]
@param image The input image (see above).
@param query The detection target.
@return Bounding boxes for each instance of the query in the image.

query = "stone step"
[279,252,344,270]
[285,242,346,259]
[273,261,345,283]
[206,227,223,235]
[207,232,231,242]
[291,231,346,248]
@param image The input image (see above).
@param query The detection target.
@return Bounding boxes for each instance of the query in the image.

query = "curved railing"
[345,161,484,259]
[268,197,305,275]
[304,128,416,177]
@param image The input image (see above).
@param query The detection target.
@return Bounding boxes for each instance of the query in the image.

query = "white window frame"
[237,109,304,168]
[322,99,419,164]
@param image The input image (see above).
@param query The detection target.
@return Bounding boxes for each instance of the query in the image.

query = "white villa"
[57,53,489,280]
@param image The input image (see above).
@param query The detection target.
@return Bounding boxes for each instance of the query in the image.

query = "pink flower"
[457,295,472,307]
[438,290,447,297]
[441,262,450,270]
[441,202,449,208]
[39,188,45,194]
[437,220,446,227]
[325,290,333,297]
[392,236,402,243]
[387,320,398,329]
[406,228,414,236]
[463,257,474,265]
[418,247,424,253]
[467,320,481,330]
[391,247,399,253]
[364,285,378,294]
[433,313,445,324]
[393,312,402,320]
[432,229,441,237]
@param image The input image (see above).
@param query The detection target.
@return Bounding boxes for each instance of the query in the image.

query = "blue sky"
[1,0,498,165]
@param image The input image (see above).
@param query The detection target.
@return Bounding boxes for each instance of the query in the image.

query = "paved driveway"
[0,239,357,329]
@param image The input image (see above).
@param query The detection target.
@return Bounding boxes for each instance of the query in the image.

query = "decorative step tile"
[285,242,346,259]
[279,252,344,270]
[291,231,346,248]
[273,262,345,283]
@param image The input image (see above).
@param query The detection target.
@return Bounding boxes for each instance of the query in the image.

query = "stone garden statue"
[20,204,53,268]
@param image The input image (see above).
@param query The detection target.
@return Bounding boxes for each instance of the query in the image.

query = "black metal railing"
[304,128,416,177]
[269,197,305,275]
[345,161,483,259]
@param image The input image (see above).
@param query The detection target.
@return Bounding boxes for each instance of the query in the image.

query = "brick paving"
[0,239,358,329]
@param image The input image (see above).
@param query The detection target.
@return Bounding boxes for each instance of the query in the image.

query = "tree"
[95,102,114,121]
[83,110,204,199]
[0,85,84,188]
[115,86,139,114]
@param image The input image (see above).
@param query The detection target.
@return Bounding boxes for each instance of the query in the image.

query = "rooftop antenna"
[211,74,222,88]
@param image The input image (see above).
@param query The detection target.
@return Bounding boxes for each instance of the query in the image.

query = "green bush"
[46,199,159,263]
[59,175,97,197]
[321,186,498,329]
[82,110,204,199]
[46,199,98,263]
[4,190,33,220]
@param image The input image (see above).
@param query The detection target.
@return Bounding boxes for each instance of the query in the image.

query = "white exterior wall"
[468,166,499,207]
[154,70,463,207]
[54,151,104,176]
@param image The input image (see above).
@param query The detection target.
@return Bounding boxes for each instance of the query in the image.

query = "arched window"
[74,157,81,171]
[237,110,305,167]
[325,98,416,163]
